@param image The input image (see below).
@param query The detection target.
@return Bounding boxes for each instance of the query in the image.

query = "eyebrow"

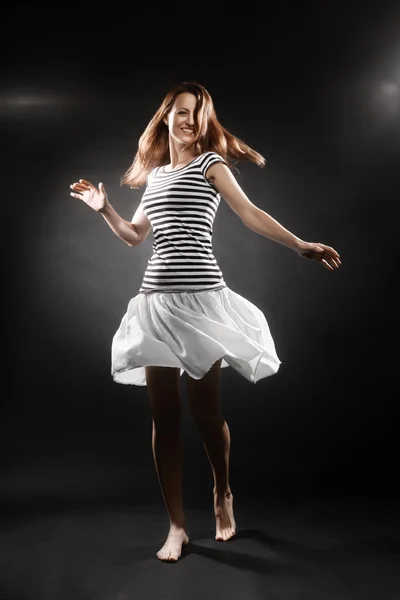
[175,106,190,111]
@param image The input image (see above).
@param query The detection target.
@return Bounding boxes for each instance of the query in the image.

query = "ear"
[163,115,168,125]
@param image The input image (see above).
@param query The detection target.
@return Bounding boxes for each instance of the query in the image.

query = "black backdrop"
[4,2,399,515]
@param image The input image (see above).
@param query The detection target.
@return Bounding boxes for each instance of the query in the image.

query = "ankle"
[169,519,187,530]
[213,487,232,501]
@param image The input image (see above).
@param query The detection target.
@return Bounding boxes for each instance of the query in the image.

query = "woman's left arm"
[207,162,341,271]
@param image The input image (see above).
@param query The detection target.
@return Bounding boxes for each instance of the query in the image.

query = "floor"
[1,495,399,600]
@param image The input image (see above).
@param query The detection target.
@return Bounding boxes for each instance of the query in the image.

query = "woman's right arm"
[70,179,152,247]
[99,202,153,247]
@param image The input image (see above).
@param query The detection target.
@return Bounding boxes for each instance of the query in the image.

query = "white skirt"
[111,286,281,386]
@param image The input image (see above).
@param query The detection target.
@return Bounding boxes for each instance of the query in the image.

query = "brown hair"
[121,81,266,188]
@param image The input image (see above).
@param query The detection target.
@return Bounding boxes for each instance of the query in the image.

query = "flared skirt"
[111,286,281,386]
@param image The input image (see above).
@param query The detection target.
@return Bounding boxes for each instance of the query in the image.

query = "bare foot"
[157,525,189,562]
[214,491,236,541]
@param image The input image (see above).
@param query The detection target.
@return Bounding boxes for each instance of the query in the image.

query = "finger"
[324,253,341,268]
[79,179,93,187]
[323,260,334,271]
[323,245,341,259]
[70,183,87,191]
[325,257,337,268]
[71,181,90,191]
[328,256,339,267]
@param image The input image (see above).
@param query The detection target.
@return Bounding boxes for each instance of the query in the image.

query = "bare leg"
[186,358,236,541]
[145,366,189,561]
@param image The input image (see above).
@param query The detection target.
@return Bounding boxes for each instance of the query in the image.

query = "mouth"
[181,128,194,135]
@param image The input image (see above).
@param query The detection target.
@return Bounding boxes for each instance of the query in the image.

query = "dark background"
[4,3,399,517]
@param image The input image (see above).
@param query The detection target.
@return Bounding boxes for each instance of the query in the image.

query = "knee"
[190,404,221,427]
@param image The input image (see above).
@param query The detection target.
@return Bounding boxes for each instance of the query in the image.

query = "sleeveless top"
[138,152,228,294]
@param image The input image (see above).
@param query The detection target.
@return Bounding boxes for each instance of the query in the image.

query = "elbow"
[242,206,260,232]
[126,237,141,248]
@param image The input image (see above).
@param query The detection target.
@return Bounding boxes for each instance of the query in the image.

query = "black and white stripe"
[139,152,227,293]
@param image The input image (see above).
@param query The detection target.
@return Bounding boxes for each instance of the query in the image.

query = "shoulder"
[146,166,162,185]
[197,152,227,176]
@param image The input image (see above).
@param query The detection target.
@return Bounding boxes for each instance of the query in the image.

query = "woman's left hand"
[296,242,341,271]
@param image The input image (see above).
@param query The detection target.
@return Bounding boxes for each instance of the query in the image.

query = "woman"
[70,81,341,562]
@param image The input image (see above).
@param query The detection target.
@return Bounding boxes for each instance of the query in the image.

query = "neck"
[168,142,196,169]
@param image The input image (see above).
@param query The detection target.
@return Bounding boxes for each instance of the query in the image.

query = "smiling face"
[164,92,197,147]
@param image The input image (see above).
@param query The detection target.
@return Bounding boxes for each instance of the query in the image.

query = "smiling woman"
[120,81,266,187]
[69,80,341,563]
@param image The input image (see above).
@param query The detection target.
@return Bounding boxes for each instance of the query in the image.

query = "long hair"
[121,81,266,189]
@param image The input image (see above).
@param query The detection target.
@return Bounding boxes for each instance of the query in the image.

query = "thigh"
[145,366,182,416]
[186,358,223,417]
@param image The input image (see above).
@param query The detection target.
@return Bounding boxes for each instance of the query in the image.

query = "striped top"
[138,152,227,293]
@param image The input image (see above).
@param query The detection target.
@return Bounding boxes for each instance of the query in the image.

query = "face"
[164,92,197,146]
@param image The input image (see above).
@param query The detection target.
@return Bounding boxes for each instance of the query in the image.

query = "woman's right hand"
[70,179,109,213]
